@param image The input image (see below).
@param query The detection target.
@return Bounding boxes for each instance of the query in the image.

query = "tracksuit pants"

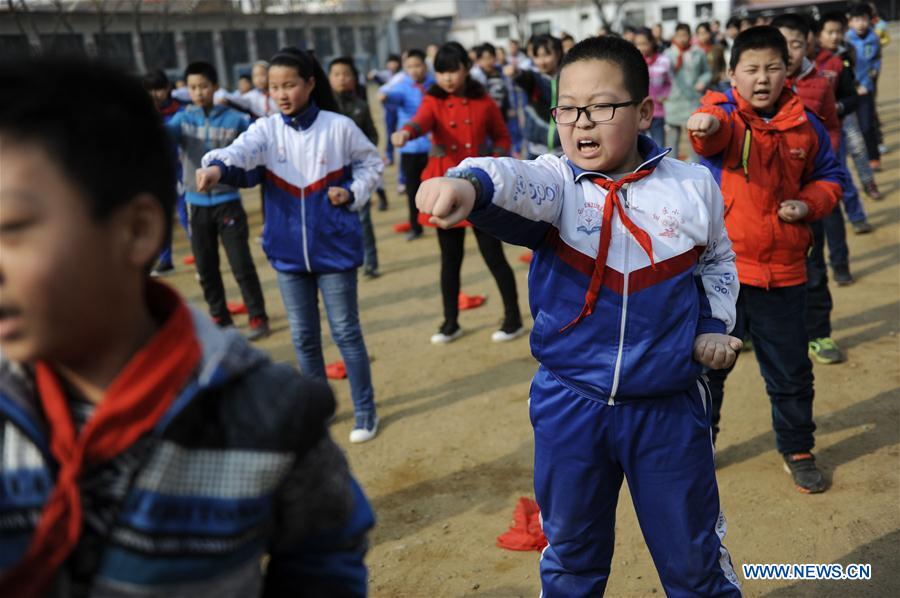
[531,366,742,597]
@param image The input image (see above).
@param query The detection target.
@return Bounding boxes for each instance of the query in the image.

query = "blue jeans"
[648,117,666,148]
[158,192,189,266]
[358,203,378,273]
[384,106,398,165]
[843,113,874,185]
[277,270,376,424]
[837,127,868,224]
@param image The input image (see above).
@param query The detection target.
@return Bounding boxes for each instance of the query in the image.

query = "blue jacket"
[165,104,250,206]
[846,28,881,92]
[453,136,739,401]
[0,287,374,596]
[203,103,384,274]
[381,74,434,155]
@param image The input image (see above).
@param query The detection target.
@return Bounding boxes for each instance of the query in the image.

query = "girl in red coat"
[393,42,523,344]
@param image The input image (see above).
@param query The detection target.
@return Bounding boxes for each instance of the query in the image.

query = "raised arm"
[199,118,270,188]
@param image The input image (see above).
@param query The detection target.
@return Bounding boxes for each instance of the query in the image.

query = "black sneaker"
[406,229,423,241]
[363,268,380,279]
[246,316,270,341]
[491,318,525,342]
[150,261,175,277]
[851,220,873,234]
[831,264,854,286]
[863,180,883,200]
[430,322,462,344]
[377,198,388,211]
[783,453,826,493]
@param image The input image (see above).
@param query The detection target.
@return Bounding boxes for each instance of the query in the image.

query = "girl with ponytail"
[195,47,384,443]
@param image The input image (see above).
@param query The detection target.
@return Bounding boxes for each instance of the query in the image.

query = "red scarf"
[0,283,201,597]
[560,170,656,332]
[644,52,658,67]
[697,40,713,55]
[672,40,692,72]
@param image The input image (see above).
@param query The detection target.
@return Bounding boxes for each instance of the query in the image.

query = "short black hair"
[530,34,563,56]
[238,74,252,82]
[184,61,218,85]
[433,41,472,73]
[697,21,712,33]
[476,42,496,58]
[329,55,359,80]
[633,27,655,43]
[819,10,848,29]
[559,35,649,101]
[387,54,401,64]
[405,48,426,62]
[561,34,575,43]
[847,2,873,18]
[675,22,691,35]
[729,25,789,71]
[771,13,811,37]
[0,57,175,244]
[142,69,170,91]
[726,16,742,30]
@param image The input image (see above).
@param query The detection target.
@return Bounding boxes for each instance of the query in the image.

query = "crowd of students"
[0,1,893,595]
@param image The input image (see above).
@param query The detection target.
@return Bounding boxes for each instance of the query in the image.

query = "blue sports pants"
[531,367,742,597]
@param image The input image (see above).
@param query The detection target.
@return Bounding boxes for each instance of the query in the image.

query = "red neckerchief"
[560,169,656,332]
[0,282,201,597]
[644,52,658,67]
[157,99,180,118]
[672,40,692,71]
[697,40,713,55]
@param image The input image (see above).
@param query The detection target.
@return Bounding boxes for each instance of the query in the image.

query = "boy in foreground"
[688,27,842,493]
[0,57,373,597]
[418,36,743,597]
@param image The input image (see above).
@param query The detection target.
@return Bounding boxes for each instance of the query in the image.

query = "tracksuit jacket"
[0,287,374,596]
[380,74,434,155]
[202,102,384,274]
[846,28,881,92]
[165,104,250,206]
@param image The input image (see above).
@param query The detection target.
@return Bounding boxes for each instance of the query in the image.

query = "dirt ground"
[164,39,900,597]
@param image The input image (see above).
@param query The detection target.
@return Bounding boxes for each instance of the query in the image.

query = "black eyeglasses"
[550,100,641,125]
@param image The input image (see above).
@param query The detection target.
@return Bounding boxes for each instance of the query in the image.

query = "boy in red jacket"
[688,26,842,494]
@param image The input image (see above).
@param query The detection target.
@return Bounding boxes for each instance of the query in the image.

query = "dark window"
[95,32,135,70]
[285,27,306,49]
[624,9,645,27]
[495,24,510,39]
[312,27,333,57]
[531,21,551,35]
[359,26,376,54]
[221,30,249,87]
[0,34,32,58]
[255,28,279,61]
[337,26,355,55]
[183,30,214,63]
[661,6,678,21]
[696,2,713,19]
[40,33,85,55]
[140,31,176,70]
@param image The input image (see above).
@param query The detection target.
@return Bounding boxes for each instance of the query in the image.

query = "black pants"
[705,284,815,455]
[437,227,521,329]
[190,200,267,323]
[400,152,429,234]
[805,220,833,340]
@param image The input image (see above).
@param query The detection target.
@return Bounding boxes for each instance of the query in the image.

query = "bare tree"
[590,0,629,32]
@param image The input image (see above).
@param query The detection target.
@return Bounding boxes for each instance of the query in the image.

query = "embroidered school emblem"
[577,202,602,234]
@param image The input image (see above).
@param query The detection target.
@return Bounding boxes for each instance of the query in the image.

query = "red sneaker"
[228,302,248,315]
[183,255,196,265]
[246,316,270,341]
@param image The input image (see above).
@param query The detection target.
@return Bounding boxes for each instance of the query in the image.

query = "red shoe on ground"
[183,255,195,265]
[393,221,412,233]
[227,302,247,315]
[326,361,347,379]
[458,292,486,310]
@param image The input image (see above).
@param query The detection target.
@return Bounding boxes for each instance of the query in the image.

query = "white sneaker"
[878,143,889,155]
[430,327,463,344]
[491,326,525,342]
[349,416,379,444]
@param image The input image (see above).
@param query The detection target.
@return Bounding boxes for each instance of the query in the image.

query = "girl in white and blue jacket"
[196,48,384,444]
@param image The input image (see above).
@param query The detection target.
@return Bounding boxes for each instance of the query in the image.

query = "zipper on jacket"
[300,186,312,271]
[608,199,630,405]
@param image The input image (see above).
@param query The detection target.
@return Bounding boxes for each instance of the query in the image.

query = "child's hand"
[687,113,720,138]
[857,84,869,95]
[196,166,222,192]
[391,129,410,148]
[503,63,517,78]
[778,200,809,222]
[416,177,477,228]
[327,187,351,206]
[693,333,743,370]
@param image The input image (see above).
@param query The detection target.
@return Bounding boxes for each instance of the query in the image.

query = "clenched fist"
[391,129,411,148]
[687,113,721,138]
[195,166,222,192]
[415,177,477,229]
[693,333,743,370]
[777,200,809,223]
[327,186,351,206]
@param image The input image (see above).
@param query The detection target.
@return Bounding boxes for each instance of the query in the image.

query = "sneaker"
[405,229,423,242]
[782,453,826,494]
[808,337,845,364]
[212,315,234,328]
[349,415,379,444]
[741,336,753,352]
[397,183,407,195]
[246,316,270,341]
[377,196,388,211]
[430,323,463,345]
[150,261,174,277]
[491,321,525,342]
[363,268,380,279]
[878,143,889,155]
[869,159,881,172]
[851,220,873,234]
[863,181,883,200]
[831,264,854,286]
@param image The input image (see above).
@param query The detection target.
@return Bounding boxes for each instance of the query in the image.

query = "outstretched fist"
[687,113,721,138]
[195,166,222,192]
[391,129,411,148]
[416,177,477,229]
[693,333,743,370]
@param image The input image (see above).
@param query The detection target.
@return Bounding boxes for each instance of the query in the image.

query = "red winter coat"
[690,87,842,288]
[786,61,841,151]
[403,90,511,227]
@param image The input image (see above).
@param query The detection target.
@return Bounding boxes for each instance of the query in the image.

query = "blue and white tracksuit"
[456,136,743,596]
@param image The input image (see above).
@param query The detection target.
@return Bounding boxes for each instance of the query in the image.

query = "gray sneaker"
[783,453,826,493]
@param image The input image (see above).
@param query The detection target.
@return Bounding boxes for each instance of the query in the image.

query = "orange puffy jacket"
[690,87,842,289]
[787,60,841,151]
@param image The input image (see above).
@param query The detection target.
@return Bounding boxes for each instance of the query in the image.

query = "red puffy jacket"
[786,61,841,151]
[690,87,842,288]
